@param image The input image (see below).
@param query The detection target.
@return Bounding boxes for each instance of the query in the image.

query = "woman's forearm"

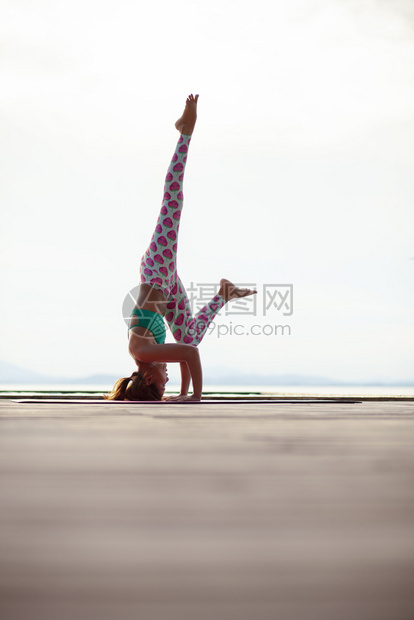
[187,347,203,398]
[180,362,191,395]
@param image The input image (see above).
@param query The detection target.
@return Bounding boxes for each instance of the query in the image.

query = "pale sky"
[1,0,413,384]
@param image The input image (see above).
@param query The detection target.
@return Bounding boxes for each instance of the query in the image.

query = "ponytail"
[104,371,161,401]
[103,376,131,401]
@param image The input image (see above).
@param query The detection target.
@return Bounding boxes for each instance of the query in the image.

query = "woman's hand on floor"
[163,394,186,401]
[164,394,201,402]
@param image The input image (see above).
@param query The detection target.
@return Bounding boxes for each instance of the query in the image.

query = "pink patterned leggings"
[140,134,225,346]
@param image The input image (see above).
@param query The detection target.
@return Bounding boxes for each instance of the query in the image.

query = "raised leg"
[164,276,225,346]
[139,133,191,297]
[164,276,257,345]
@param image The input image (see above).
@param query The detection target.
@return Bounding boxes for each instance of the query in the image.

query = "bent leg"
[165,276,225,346]
[140,134,192,297]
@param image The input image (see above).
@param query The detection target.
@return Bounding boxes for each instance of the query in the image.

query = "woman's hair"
[104,371,161,401]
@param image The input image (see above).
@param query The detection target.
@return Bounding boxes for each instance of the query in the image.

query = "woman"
[105,94,256,402]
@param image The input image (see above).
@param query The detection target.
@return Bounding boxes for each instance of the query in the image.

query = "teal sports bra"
[128,309,166,344]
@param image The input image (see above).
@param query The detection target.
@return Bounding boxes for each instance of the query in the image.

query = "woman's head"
[104,363,169,401]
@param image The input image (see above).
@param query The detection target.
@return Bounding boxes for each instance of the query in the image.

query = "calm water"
[1,384,413,397]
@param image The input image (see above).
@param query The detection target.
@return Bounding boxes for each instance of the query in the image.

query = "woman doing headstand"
[105,94,256,401]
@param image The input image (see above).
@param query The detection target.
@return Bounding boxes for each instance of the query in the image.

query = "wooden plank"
[0,399,413,620]
[12,398,361,404]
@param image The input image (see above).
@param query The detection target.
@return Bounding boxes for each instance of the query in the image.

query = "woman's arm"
[164,362,191,401]
[179,361,191,396]
[129,340,203,399]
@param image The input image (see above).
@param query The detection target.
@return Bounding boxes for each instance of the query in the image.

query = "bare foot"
[175,94,199,135]
[219,278,257,303]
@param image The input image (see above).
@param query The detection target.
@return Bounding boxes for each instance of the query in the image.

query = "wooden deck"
[0,398,413,620]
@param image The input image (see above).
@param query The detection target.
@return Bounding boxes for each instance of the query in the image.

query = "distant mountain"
[0,358,412,387]
[72,374,120,385]
[0,359,118,385]
[0,359,57,383]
